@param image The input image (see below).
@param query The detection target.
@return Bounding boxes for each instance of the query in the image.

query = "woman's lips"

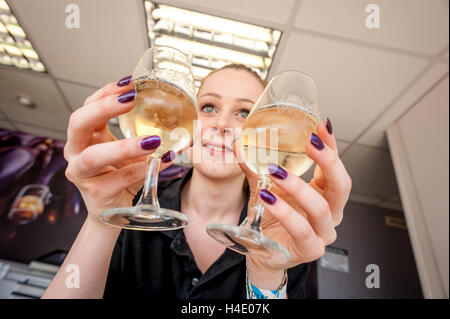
[202,142,233,156]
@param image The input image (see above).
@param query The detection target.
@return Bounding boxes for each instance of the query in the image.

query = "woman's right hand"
[64,76,172,229]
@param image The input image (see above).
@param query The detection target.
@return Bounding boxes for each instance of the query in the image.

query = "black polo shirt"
[103,167,310,299]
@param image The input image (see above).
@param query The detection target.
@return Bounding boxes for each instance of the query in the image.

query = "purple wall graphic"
[0,128,189,264]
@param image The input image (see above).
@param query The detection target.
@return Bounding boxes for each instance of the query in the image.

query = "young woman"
[42,64,351,299]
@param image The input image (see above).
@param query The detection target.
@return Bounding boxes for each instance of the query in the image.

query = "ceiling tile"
[341,144,399,200]
[274,32,428,142]
[57,81,99,111]
[14,123,67,141]
[0,68,70,131]
[9,0,148,87]
[295,0,449,55]
[359,62,449,147]
[168,0,295,25]
[0,119,16,130]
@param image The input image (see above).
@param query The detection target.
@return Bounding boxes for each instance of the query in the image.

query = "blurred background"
[0,0,448,299]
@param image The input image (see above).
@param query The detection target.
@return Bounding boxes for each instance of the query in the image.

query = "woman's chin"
[193,160,242,180]
[188,147,243,179]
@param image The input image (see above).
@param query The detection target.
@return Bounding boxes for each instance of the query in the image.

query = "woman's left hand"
[234,119,352,277]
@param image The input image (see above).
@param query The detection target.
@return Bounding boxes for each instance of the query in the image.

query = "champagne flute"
[100,46,197,231]
[206,71,320,264]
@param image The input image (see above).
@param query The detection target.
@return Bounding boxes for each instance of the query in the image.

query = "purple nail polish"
[117,89,136,103]
[268,163,288,179]
[326,118,333,135]
[260,189,277,205]
[117,75,132,87]
[140,135,161,150]
[310,133,324,150]
[161,150,175,163]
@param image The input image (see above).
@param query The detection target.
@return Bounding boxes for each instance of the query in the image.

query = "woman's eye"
[238,109,250,119]
[201,104,216,113]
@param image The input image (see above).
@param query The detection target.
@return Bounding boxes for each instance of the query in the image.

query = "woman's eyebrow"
[198,92,222,99]
[235,98,255,104]
[198,93,254,104]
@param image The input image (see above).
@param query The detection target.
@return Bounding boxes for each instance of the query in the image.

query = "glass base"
[100,205,188,231]
[206,223,291,264]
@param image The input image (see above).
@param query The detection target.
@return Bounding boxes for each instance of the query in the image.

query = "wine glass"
[100,46,197,231]
[206,71,320,264]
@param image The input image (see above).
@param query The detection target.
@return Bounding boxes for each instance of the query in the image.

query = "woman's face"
[190,68,265,181]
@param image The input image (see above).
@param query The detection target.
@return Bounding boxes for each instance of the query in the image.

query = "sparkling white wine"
[239,103,318,176]
[119,76,197,157]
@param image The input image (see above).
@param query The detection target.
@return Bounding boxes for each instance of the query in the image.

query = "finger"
[311,164,326,189]
[91,160,148,196]
[311,119,337,189]
[267,163,336,243]
[317,119,338,154]
[71,135,161,177]
[67,89,137,155]
[232,136,259,189]
[160,140,192,166]
[258,189,330,250]
[306,131,351,226]
[83,76,133,106]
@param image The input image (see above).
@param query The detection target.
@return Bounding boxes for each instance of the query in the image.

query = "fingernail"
[117,89,136,103]
[260,189,277,205]
[310,133,324,150]
[268,163,288,179]
[117,75,132,87]
[326,118,333,135]
[140,135,161,150]
[161,150,175,163]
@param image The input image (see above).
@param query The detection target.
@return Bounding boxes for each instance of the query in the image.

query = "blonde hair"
[198,64,266,92]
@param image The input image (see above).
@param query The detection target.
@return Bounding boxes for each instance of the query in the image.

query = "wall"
[317,200,422,299]
[387,76,449,298]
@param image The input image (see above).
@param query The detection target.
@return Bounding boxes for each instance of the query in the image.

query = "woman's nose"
[215,113,232,135]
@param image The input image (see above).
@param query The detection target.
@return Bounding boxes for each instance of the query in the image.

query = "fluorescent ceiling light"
[0,0,46,72]
[6,23,25,37]
[144,1,281,85]
[152,5,274,43]
[155,35,266,68]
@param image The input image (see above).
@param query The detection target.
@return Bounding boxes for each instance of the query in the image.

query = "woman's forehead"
[198,69,264,100]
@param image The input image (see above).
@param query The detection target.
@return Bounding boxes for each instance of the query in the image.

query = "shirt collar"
[159,167,250,240]
[160,167,250,284]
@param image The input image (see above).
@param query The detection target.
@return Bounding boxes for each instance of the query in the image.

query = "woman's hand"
[64,76,174,229]
[234,119,352,283]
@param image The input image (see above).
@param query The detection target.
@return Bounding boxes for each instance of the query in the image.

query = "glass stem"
[249,175,271,232]
[137,155,161,208]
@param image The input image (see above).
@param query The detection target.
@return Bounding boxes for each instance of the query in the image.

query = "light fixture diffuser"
[0,0,46,72]
[144,1,282,88]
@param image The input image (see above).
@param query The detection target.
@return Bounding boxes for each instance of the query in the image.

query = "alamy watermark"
[170,120,282,172]
[65,4,80,29]
[365,264,380,289]
[65,263,80,288]
[365,4,380,29]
